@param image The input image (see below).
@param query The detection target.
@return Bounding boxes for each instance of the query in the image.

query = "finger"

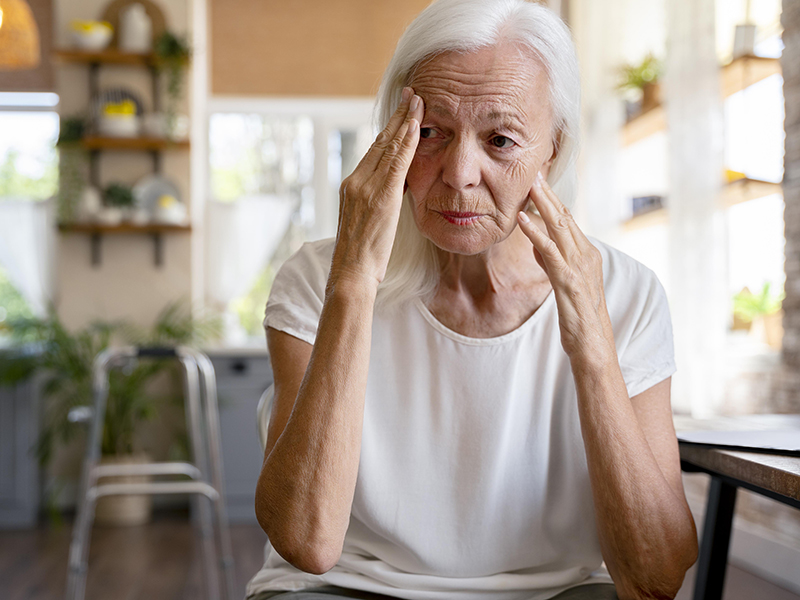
[535,173,593,247]
[517,211,567,279]
[358,87,416,172]
[528,173,580,256]
[384,118,420,187]
[377,93,422,166]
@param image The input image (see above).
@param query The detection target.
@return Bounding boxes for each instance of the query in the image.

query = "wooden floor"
[1,512,798,600]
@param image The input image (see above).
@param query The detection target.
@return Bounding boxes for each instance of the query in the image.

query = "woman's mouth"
[439,211,482,225]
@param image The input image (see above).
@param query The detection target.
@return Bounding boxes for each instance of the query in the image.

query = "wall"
[775,0,800,413]
[53,0,192,330]
[210,0,435,97]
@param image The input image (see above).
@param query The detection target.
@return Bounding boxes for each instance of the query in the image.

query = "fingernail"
[536,171,545,183]
[402,87,412,102]
[518,211,530,224]
[409,119,418,133]
[410,95,421,111]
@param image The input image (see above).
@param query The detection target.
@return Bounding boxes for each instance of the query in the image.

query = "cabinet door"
[210,354,272,523]
[0,377,40,529]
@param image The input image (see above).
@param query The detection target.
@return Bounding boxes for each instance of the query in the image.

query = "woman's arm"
[254,89,423,575]
[571,367,697,600]
[517,175,697,600]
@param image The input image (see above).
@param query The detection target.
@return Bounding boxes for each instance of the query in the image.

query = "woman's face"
[406,42,556,256]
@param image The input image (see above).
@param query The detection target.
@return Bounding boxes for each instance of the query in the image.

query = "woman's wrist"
[565,329,619,375]
[325,270,380,304]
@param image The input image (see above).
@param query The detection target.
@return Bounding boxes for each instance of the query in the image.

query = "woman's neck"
[435,221,547,297]
[427,217,553,338]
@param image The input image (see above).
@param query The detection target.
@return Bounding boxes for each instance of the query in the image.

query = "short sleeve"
[618,275,676,398]
[598,242,677,399]
[262,239,335,346]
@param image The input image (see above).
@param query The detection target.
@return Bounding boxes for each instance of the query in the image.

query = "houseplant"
[0,302,221,524]
[153,31,191,140]
[732,283,784,349]
[617,53,663,115]
[56,116,88,224]
[101,182,135,224]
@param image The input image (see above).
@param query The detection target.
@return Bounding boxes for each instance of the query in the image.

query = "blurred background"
[0,0,797,599]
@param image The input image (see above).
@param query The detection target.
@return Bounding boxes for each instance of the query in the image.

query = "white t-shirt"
[247,237,676,600]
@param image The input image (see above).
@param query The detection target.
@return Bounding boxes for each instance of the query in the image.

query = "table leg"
[693,477,738,600]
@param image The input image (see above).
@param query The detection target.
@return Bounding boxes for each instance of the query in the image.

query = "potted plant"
[56,116,88,224]
[0,302,221,525]
[732,283,784,349]
[617,53,663,116]
[100,182,135,225]
[153,31,191,140]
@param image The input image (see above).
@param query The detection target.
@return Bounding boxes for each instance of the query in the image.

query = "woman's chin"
[421,224,499,256]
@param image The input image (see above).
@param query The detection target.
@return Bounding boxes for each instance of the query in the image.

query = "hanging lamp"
[0,0,41,70]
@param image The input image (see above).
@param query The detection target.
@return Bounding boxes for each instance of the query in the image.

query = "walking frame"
[65,346,236,600]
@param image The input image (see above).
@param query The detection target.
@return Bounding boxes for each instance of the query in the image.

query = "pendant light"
[0,0,41,70]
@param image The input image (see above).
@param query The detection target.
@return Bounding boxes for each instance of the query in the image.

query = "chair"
[65,347,236,600]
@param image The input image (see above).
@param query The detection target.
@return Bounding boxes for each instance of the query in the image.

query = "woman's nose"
[441,138,481,191]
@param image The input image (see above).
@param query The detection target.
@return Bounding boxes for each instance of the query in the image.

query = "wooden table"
[679,442,800,600]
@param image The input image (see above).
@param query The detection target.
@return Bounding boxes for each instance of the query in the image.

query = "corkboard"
[210,0,431,97]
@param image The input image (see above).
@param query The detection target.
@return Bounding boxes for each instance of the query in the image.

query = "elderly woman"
[247,1,698,599]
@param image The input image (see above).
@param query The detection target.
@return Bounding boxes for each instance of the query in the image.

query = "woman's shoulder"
[263,238,335,344]
[588,237,661,289]
[273,238,335,291]
[283,237,336,274]
[587,237,669,319]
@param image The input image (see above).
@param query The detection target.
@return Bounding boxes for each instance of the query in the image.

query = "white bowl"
[98,115,140,138]
[71,22,113,51]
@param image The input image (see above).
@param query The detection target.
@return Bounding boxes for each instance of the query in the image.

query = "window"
[205,99,373,343]
[0,93,59,200]
[0,93,59,327]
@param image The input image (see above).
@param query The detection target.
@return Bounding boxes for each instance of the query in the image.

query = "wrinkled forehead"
[408,42,553,131]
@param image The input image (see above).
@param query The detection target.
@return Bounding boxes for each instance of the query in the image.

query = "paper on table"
[677,429,800,455]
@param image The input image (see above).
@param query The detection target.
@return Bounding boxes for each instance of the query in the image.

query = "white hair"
[373,0,581,312]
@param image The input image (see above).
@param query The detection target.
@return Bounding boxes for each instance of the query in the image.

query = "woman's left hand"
[517,172,615,360]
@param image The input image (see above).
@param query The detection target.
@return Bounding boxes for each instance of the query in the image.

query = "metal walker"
[65,347,236,600]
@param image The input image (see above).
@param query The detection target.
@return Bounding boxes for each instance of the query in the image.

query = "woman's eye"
[419,127,436,139]
[490,135,516,149]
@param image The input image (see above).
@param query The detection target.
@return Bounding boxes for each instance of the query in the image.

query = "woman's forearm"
[256,277,377,574]
[571,350,697,600]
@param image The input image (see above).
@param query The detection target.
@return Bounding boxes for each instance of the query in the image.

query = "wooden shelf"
[622,105,667,146]
[622,208,669,232]
[622,177,782,232]
[54,48,156,66]
[59,223,191,267]
[82,136,190,151]
[622,55,782,147]
[59,223,191,234]
[720,177,782,208]
[721,55,781,98]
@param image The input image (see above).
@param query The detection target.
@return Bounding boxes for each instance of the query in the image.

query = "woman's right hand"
[330,87,423,291]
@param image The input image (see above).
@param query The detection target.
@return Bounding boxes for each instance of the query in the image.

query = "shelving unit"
[622,55,781,147]
[621,54,783,230]
[623,178,783,230]
[53,47,190,268]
